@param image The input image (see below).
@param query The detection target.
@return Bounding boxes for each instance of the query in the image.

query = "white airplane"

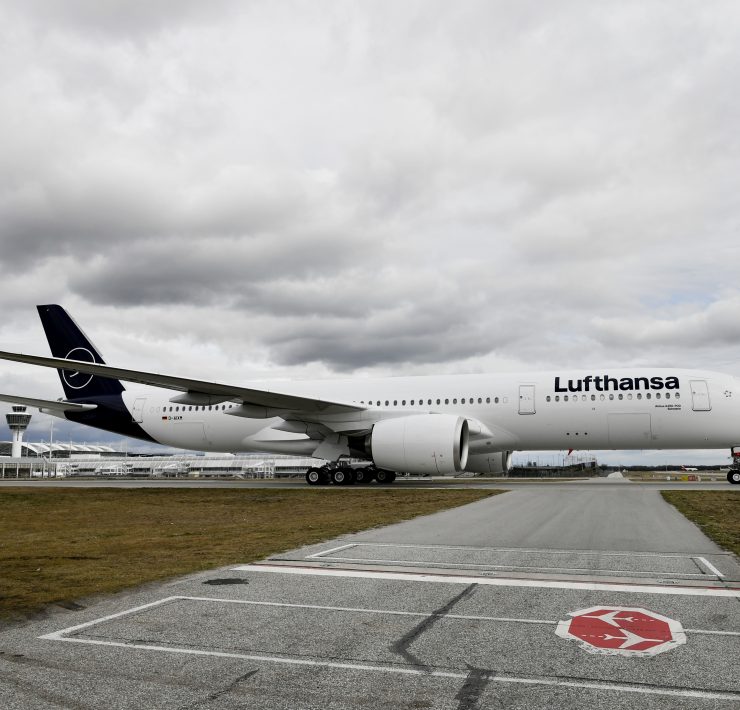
[0,305,739,485]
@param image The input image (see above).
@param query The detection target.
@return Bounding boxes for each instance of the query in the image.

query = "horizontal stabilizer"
[0,393,97,412]
[0,350,364,414]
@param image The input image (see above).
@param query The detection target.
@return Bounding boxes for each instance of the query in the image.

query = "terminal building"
[0,448,327,480]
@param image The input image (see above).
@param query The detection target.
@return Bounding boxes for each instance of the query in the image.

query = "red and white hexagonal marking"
[556,606,686,657]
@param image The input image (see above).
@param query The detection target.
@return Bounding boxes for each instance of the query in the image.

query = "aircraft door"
[519,385,536,414]
[690,380,711,411]
[132,397,146,423]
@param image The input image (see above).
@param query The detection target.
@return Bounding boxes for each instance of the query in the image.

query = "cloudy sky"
[1,1,739,465]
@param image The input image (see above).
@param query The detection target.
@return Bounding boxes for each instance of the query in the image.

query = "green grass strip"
[661,491,740,556]
[0,487,500,620]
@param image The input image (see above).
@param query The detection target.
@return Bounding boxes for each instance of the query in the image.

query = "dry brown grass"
[661,491,740,556]
[0,487,499,619]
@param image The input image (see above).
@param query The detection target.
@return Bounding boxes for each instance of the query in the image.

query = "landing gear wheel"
[354,467,375,484]
[375,469,395,484]
[306,468,322,485]
[331,467,355,485]
[728,470,740,485]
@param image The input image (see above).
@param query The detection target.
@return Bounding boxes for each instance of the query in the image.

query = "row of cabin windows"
[161,404,236,413]
[545,392,680,403]
[360,397,501,407]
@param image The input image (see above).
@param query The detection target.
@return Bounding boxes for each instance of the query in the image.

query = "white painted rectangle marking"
[39,595,740,702]
[315,555,710,578]
[235,564,740,597]
[324,542,726,559]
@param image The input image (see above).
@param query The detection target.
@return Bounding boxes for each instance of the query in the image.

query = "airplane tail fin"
[36,304,125,400]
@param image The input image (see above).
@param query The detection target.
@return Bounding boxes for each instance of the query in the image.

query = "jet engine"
[369,414,469,475]
[465,450,513,475]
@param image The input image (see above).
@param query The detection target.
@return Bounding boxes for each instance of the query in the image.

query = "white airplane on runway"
[1,305,739,485]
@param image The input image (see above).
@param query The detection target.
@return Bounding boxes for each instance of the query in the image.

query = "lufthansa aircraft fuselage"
[116,369,738,454]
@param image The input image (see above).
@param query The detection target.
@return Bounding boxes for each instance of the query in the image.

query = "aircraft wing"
[0,350,364,414]
[0,393,97,412]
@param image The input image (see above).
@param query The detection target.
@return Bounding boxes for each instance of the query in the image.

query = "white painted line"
[695,557,725,579]
[174,596,558,625]
[306,543,356,559]
[40,635,739,701]
[318,555,708,578]
[234,564,740,597]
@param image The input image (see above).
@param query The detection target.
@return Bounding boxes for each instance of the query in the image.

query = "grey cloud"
[1,1,740,444]
[5,0,239,38]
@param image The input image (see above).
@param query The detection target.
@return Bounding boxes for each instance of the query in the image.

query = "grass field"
[661,491,740,556]
[0,487,499,620]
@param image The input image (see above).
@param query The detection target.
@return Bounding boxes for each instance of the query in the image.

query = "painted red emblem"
[556,606,686,656]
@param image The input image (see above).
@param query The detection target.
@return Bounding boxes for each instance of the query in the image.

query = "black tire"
[331,467,354,485]
[728,470,740,485]
[354,468,375,484]
[375,469,395,484]
[318,470,330,485]
[306,468,322,485]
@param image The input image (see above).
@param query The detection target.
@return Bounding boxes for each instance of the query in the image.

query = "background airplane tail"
[36,304,125,400]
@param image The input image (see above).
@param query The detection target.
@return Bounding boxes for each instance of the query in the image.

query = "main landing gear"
[305,463,397,486]
[728,469,740,485]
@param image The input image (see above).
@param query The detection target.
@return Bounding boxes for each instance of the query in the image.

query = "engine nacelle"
[465,451,513,475]
[370,414,469,475]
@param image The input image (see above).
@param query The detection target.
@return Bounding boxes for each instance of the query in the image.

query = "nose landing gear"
[728,447,740,484]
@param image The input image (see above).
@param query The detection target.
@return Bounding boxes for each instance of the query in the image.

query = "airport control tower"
[6,405,32,458]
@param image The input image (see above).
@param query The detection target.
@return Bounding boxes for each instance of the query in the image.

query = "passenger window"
[675,393,681,400]
[478,397,482,404]
[402,400,406,406]
[665,393,670,399]
[637,393,642,399]
[656,392,661,399]
[646,393,651,399]
[486,397,491,403]
[546,395,551,402]
[494,397,499,404]
[609,394,614,400]
[627,393,633,400]
[564,395,569,402]
[581,395,586,401]
[555,396,559,402]
[618,394,623,400]
[394,400,398,406]
[599,395,605,401]
[453,398,457,404]
[461,398,465,404]
[590,394,595,401]
[445,399,449,405]
[436,399,440,405]
[385,400,389,406]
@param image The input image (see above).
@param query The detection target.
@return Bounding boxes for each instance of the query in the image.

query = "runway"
[1,485,738,708]
[0,476,735,491]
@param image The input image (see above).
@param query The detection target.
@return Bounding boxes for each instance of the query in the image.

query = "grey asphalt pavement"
[0,485,738,709]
